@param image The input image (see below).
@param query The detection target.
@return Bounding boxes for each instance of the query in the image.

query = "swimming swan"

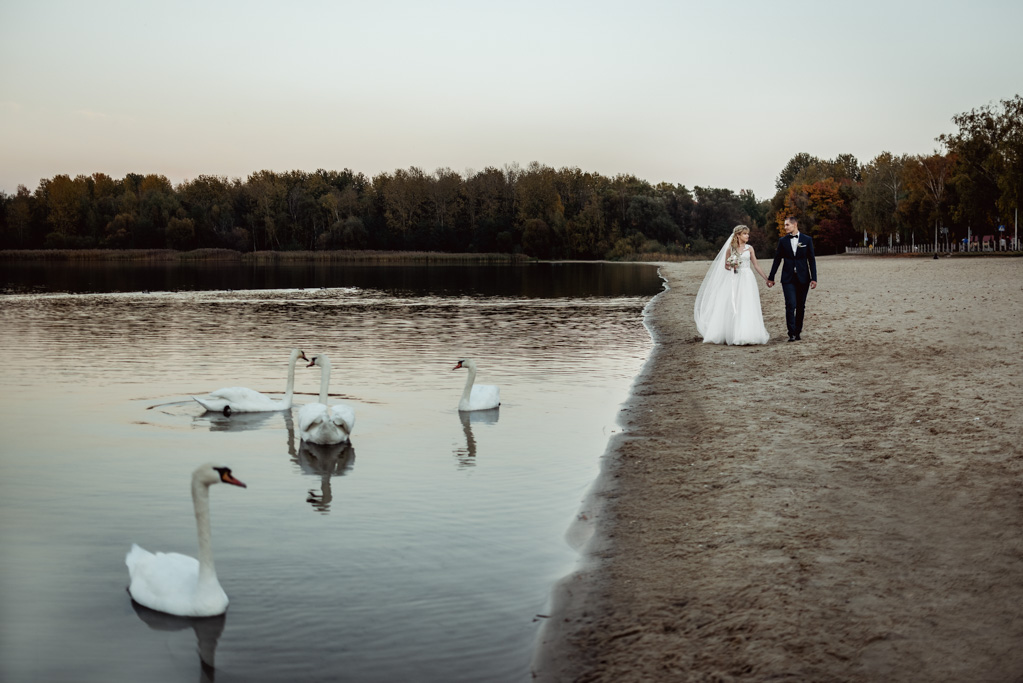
[193,348,308,415]
[126,464,247,617]
[299,355,356,445]
[453,359,501,412]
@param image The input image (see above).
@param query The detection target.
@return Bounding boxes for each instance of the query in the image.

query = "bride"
[693,224,770,345]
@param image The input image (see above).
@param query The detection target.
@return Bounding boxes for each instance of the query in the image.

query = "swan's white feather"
[298,402,354,445]
[455,359,501,412]
[462,385,500,412]
[125,464,244,618]
[300,355,355,445]
[193,349,306,414]
[126,544,228,617]
[194,386,279,413]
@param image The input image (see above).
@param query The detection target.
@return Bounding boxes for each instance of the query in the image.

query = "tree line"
[2,95,1019,259]
[774,95,1022,252]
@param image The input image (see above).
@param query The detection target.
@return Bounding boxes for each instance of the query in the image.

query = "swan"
[453,359,500,411]
[126,464,247,617]
[193,348,308,415]
[299,354,356,445]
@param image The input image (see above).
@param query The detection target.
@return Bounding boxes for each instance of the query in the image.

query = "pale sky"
[2,0,1021,200]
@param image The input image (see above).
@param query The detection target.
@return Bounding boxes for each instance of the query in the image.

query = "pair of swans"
[193,349,355,445]
[296,356,498,442]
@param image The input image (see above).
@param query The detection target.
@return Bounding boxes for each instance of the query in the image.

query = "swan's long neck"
[192,479,218,585]
[282,349,300,408]
[318,357,332,405]
[460,365,477,405]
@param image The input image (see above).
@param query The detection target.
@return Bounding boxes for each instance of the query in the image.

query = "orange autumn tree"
[776,178,855,254]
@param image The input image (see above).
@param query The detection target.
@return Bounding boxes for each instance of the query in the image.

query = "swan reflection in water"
[455,408,500,468]
[196,410,355,512]
[199,409,279,433]
[130,599,226,683]
[280,412,355,512]
[294,440,356,512]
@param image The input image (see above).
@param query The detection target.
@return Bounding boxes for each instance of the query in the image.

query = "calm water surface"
[0,263,662,682]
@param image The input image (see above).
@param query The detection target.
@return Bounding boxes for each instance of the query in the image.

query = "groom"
[767,216,817,342]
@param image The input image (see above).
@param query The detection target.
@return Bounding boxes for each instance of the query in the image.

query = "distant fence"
[847,246,941,254]
[846,243,1019,255]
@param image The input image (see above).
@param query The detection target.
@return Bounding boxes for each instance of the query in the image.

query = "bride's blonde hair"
[729,225,750,255]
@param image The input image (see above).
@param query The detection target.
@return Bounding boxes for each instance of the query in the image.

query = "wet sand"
[533,254,1023,682]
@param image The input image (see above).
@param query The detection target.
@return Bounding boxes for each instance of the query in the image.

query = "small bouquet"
[726,253,740,274]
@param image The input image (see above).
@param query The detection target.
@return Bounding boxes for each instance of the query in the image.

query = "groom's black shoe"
[787,335,796,342]
[795,334,801,341]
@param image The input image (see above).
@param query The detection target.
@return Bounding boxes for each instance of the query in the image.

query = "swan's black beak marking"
[306,357,318,368]
[214,467,247,488]
[453,360,464,371]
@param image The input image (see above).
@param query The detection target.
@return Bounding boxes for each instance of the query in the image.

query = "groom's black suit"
[768,232,817,338]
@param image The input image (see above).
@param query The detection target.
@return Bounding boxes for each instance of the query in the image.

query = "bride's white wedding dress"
[693,244,770,345]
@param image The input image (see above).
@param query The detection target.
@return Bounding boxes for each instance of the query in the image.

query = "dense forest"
[1,96,1019,259]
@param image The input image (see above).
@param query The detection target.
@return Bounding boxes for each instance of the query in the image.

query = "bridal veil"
[693,239,734,338]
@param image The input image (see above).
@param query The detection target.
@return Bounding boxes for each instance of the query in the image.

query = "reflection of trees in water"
[130,599,226,683]
[454,408,499,469]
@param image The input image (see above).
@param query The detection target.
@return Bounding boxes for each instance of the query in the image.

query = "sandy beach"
[534,254,1023,682]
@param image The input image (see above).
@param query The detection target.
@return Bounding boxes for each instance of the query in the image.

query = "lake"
[0,261,662,682]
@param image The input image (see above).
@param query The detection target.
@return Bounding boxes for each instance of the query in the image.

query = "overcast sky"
[2,0,1021,199]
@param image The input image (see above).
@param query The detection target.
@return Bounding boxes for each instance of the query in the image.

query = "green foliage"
[104,213,135,248]
[166,217,196,250]
[42,174,90,238]
[775,153,820,192]
[939,95,1023,228]
[565,195,608,259]
[2,186,37,248]
[771,153,862,254]
[521,218,553,259]
[626,196,681,245]
[852,152,911,244]
[692,186,747,243]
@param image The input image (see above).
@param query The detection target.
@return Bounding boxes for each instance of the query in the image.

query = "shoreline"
[531,263,674,672]
[533,255,1023,681]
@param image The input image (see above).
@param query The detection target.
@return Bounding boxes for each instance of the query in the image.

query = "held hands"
[765,280,817,288]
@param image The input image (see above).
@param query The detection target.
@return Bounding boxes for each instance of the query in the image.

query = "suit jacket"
[768,233,817,285]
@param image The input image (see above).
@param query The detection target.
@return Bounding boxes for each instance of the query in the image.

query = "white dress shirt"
[790,233,800,253]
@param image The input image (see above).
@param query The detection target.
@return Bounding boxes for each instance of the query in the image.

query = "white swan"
[193,348,308,415]
[126,464,247,617]
[299,354,356,445]
[453,359,501,411]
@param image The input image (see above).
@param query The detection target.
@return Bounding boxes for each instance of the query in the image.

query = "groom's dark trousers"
[782,280,811,338]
